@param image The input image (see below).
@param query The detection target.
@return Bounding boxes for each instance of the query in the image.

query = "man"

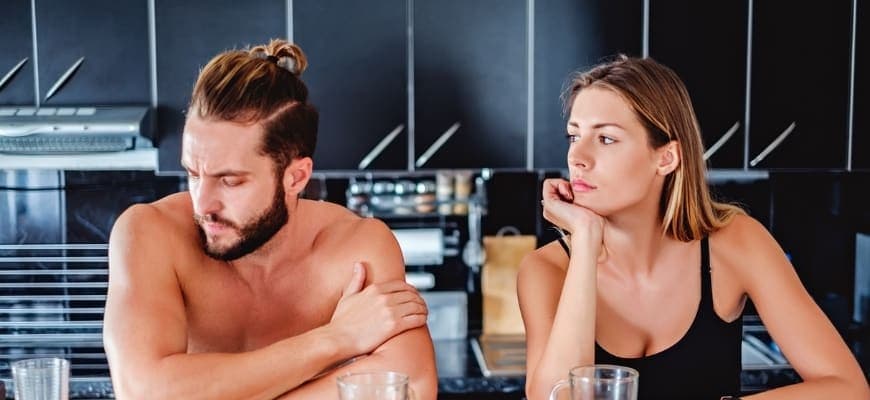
[103,39,437,399]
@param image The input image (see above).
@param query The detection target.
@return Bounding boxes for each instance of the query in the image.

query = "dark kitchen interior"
[1,0,868,398]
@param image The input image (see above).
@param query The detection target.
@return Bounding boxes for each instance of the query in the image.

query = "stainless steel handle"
[0,282,107,289]
[0,269,107,275]
[0,244,108,250]
[44,57,85,102]
[0,256,107,263]
[0,125,49,137]
[416,122,461,168]
[703,121,740,160]
[0,57,29,92]
[358,124,405,170]
[0,295,106,301]
[0,321,102,328]
[0,307,105,314]
[750,122,797,167]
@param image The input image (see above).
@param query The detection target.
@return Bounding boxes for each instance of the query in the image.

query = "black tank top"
[557,236,742,399]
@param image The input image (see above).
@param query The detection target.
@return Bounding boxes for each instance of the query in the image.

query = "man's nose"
[192,179,222,217]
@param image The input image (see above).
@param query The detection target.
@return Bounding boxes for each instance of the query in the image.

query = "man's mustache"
[194,213,238,229]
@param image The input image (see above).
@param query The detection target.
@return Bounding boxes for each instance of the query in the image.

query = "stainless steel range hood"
[0,106,153,154]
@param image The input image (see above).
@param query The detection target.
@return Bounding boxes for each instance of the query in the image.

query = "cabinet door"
[415,0,527,169]
[295,0,407,170]
[649,0,747,169]
[35,0,150,106]
[155,0,286,174]
[0,0,35,105]
[749,0,852,169]
[533,0,643,169]
[854,0,869,171]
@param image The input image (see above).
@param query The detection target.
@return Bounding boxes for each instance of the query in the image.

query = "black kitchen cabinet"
[34,0,150,106]
[154,0,286,174]
[748,0,852,169]
[533,0,643,169]
[415,0,527,169]
[0,0,35,105]
[854,0,869,171]
[649,0,748,169]
[295,0,408,171]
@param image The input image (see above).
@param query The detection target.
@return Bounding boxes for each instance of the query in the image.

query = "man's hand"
[328,262,428,355]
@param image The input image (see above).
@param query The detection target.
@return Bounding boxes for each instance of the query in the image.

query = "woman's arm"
[519,178,605,400]
[720,215,869,399]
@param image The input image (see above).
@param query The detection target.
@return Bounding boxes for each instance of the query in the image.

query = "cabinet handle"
[0,57,29,93]
[44,56,85,102]
[357,123,405,170]
[415,121,461,168]
[703,121,741,161]
[750,121,797,167]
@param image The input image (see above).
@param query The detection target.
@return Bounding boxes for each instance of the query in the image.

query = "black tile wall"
[34,0,150,106]
[414,0,527,169]
[0,0,35,105]
[533,0,643,169]
[154,0,287,173]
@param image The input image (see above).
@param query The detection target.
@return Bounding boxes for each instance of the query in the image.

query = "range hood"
[0,106,153,154]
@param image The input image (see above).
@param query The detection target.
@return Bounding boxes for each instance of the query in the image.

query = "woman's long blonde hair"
[563,55,744,242]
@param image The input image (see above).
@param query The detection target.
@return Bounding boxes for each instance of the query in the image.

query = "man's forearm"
[113,326,352,400]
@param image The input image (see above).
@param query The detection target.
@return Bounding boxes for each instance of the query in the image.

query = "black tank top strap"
[700,236,713,308]
[557,236,571,256]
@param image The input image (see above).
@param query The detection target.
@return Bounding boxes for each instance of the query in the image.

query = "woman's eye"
[565,134,579,143]
[599,136,615,145]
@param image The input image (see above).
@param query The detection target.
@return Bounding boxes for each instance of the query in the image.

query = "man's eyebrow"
[177,162,251,177]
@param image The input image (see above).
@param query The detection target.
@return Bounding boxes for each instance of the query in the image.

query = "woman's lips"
[571,179,597,193]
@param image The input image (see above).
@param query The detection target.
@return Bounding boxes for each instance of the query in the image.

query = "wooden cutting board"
[482,235,537,336]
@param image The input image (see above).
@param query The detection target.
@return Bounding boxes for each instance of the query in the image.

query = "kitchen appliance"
[0,106,153,154]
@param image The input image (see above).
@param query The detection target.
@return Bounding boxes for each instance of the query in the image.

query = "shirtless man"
[103,39,437,399]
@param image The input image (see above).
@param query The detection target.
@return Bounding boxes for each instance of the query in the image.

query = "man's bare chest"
[181,268,341,353]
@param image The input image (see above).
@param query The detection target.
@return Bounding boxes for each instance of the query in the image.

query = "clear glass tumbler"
[11,358,70,400]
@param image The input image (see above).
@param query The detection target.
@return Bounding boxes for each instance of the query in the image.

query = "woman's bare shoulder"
[518,240,570,283]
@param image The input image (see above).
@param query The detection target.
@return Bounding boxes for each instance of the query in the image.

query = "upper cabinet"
[748,0,852,169]
[854,0,868,171]
[533,0,643,169]
[0,0,35,105]
[154,0,286,174]
[415,0,527,169]
[295,0,408,171]
[34,0,150,106]
[649,0,748,169]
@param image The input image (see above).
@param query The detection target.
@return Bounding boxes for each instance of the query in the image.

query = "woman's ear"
[657,141,681,176]
[282,157,313,197]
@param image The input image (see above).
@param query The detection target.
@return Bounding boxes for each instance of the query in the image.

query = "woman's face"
[565,87,670,216]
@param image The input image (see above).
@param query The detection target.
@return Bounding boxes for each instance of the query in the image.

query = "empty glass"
[337,371,409,400]
[11,358,70,400]
[549,364,638,400]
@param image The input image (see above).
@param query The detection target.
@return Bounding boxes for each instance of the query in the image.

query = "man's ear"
[657,140,680,176]
[282,157,313,197]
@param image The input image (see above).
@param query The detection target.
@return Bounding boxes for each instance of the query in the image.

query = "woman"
[518,56,869,399]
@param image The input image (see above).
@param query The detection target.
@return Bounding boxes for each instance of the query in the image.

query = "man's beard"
[194,184,288,261]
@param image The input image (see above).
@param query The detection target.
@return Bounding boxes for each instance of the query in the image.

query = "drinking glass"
[549,364,638,400]
[337,371,409,400]
[11,358,70,400]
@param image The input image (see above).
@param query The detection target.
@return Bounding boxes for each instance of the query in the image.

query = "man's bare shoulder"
[110,192,199,258]
[304,200,402,280]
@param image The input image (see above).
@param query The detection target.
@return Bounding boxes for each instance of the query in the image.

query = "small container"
[369,180,396,212]
[453,170,473,215]
[415,180,437,213]
[345,179,371,214]
[436,170,454,215]
[393,180,417,215]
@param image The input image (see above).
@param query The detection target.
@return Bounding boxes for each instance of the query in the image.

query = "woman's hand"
[541,178,605,258]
